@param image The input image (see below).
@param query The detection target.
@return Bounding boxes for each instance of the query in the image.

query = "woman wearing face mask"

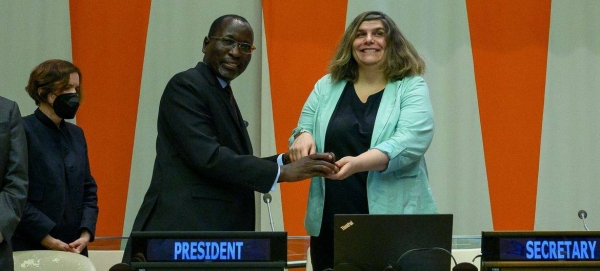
[12,59,98,256]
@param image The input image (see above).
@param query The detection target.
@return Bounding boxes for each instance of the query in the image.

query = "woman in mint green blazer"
[288,11,438,271]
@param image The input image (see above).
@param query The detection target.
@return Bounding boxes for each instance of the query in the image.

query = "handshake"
[279,152,338,182]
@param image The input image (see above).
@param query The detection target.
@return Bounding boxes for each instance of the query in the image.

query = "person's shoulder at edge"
[398,74,426,85]
[390,75,428,93]
[166,62,215,87]
[314,73,347,90]
[64,121,85,135]
[169,62,203,79]
[20,113,38,129]
[317,73,426,88]
[0,95,14,104]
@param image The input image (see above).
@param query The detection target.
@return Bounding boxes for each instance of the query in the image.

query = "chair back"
[13,250,97,271]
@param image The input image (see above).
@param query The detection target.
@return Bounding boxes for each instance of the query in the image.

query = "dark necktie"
[223,84,239,124]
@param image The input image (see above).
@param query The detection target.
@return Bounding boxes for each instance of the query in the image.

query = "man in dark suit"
[0,96,28,271]
[116,14,337,267]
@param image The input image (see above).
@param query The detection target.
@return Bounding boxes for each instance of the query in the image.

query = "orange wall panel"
[466,0,551,230]
[70,0,151,238]
[263,0,348,235]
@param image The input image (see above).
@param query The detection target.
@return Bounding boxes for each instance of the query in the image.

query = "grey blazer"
[0,96,28,271]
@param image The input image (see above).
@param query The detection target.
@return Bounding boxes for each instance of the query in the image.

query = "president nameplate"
[130,231,287,270]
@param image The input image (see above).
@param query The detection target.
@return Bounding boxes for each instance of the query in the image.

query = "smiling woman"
[287,11,435,271]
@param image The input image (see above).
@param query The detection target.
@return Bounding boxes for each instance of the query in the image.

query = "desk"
[88,235,482,271]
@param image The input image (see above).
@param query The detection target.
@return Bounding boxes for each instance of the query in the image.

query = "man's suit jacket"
[0,97,28,271]
[123,62,279,262]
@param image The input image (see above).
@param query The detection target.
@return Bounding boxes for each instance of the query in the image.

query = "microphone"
[109,254,146,271]
[396,247,478,271]
[262,193,275,232]
[578,209,590,231]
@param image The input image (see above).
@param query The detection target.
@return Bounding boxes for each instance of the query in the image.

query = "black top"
[321,82,384,231]
[13,109,98,255]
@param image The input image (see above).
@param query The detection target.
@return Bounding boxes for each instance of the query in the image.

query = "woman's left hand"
[327,156,358,180]
[69,230,91,254]
[326,149,389,180]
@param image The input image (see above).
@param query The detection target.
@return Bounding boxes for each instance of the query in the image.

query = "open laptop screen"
[333,214,453,271]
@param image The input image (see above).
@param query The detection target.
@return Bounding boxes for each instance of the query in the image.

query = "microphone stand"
[578,210,590,231]
[263,193,275,232]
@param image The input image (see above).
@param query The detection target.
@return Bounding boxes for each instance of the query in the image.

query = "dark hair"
[25,59,82,105]
[208,14,250,36]
[329,11,425,82]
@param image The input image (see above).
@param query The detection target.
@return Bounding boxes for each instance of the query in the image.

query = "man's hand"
[279,152,338,182]
[41,234,76,252]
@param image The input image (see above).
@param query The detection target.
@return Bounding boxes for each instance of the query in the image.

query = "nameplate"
[130,231,287,265]
[482,231,600,261]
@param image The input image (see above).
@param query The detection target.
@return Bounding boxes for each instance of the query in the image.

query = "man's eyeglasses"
[208,36,256,54]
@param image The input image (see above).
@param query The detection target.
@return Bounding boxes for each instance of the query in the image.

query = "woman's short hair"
[25,59,82,105]
[329,11,425,82]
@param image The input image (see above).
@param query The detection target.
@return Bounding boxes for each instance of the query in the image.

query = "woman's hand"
[327,149,389,180]
[69,230,91,254]
[41,234,76,252]
[289,132,316,162]
[327,156,359,180]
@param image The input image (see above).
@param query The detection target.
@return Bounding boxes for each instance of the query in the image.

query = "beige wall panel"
[0,0,72,114]
[258,16,285,232]
[536,0,600,231]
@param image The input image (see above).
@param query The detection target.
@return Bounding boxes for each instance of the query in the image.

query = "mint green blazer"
[289,74,438,236]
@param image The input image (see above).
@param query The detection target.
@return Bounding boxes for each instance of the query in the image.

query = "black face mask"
[53,93,80,119]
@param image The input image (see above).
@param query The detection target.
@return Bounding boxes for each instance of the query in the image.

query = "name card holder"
[481,231,600,271]
[130,231,287,271]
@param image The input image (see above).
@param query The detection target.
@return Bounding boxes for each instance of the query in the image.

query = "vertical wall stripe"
[262,0,348,235]
[69,0,151,240]
[466,0,551,230]
[535,0,600,230]
[0,0,72,115]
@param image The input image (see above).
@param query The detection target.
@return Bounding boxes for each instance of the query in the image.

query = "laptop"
[333,214,453,271]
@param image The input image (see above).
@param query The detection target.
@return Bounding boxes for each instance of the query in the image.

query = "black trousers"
[310,227,334,271]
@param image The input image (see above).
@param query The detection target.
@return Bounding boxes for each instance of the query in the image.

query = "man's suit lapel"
[228,92,253,154]
[195,63,253,155]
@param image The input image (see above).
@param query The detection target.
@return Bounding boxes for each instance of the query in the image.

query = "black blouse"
[321,82,384,231]
[12,109,98,255]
